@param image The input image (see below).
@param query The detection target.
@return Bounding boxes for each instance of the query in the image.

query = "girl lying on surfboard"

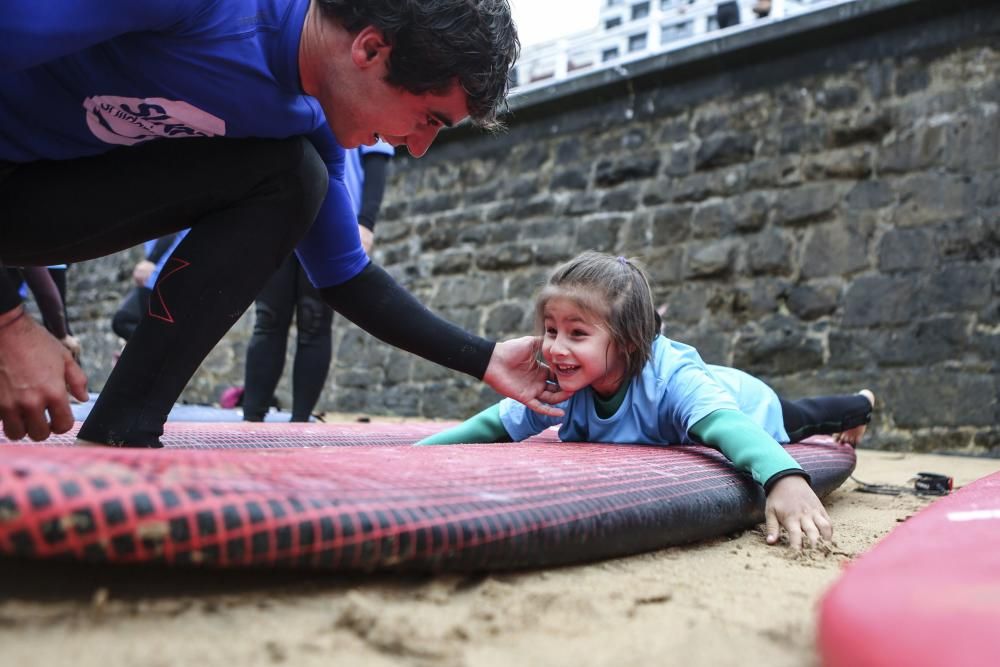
[418,251,875,550]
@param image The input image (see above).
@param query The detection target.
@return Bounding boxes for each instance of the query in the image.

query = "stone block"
[843,275,922,327]
[749,229,793,277]
[845,179,894,211]
[787,283,841,320]
[384,349,414,385]
[777,123,828,155]
[691,200,736,239]
[476,243,535,271]
[878,121,949,174]
[694,133,756,170]
[828,330,876,370]
[773,183,842,226]
[664,144,694,177]
[923,263,993,311]
[731,192,771,232]
[431,275,504,309]
[484,302,530,338]
[660,284,709,324]
[601,186,640,212]
[429,250,473,275]
[671,172,712,203]
[815,84,860,111]
[509,269,549,301]
[686,241,734,279]
[513,196,557,219]
[642,246,685,287]
[550,168,589,190]
[658,116,690,143]
[575,216,623,252]
[894,61,931,96]
[877,227,936,273]
[800,219,873,279]
[566,192,601,216]
[732,280,787,320]
[888,370,995,428]
[746,156,803,189]
[804,147,874,180]
[594,154,660,187]
[733,318,825,376]
[830,111,892,148]
[892,172,975,227]
[872,316,972,367]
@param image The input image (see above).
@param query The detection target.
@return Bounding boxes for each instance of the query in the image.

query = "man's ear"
[350,25,391,70]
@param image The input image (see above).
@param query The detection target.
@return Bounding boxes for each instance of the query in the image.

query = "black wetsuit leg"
[243,256,297,422]
[290,259,333,421]
[780,394,873,443]
[0,136,328,446]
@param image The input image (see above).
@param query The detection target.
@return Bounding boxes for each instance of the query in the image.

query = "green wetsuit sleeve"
[688,409,809,492]
[416,404,513,445]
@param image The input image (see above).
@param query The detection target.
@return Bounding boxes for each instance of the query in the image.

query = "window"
[631,1,650,21]
[628,32,647,52]
[706,16,718,31]
[602,47,620,62]
[605,17,622,30]
[661,20,693,44]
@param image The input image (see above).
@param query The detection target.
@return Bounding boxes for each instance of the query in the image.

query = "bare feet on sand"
[836,389,875,447]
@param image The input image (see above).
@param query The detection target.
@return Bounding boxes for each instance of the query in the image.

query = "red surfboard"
[0,423,855,571]
[819,470,1000,667]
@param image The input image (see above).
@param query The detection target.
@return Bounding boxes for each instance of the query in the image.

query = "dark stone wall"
[65,0,998,453]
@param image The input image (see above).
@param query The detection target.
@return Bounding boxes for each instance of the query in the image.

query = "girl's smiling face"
[541,296,629,398]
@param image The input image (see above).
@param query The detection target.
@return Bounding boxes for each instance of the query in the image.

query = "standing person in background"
[111,231,190,342]
[242,142,393,422]
[7,266,81,363]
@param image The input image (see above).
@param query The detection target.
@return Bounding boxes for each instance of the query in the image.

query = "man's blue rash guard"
[1,0,367,288]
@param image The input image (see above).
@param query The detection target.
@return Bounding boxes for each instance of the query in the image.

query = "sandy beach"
[1,448,997,667]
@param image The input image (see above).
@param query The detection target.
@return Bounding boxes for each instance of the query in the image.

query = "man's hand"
[132,259,155,286]
[0,308,89,441]
[358,225,375,255]
[764,475,833,549]
[484,336,572,417]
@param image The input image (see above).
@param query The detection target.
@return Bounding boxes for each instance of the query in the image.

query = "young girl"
[418,251,875,550]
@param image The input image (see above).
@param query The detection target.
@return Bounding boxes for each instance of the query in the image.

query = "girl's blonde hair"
[535,251,658,380]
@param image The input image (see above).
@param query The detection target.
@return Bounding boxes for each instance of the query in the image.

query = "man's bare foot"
[836,389,875,447]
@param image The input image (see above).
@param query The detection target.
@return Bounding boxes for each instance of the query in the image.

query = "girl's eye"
[572,329,588,338]
[545,327,557,336]
[427,116,440,128]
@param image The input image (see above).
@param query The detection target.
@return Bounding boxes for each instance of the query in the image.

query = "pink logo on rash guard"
[83,96,226,146]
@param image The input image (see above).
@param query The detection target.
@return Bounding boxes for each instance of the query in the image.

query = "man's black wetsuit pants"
[0,136,328,446]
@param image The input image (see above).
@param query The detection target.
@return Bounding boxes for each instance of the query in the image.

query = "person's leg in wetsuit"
[111,286,152,341]
[780,391,875,445]
[242,256,298,422]
[0,136,328,446]
[290,259,333,421]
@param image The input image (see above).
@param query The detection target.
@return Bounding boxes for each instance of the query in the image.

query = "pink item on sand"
[219,385,244,409]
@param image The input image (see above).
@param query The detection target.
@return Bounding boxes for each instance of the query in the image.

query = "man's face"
[333,81,469,158]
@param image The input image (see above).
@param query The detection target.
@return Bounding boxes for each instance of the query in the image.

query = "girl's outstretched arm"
[416,404,514,445]
[689,409,831,549]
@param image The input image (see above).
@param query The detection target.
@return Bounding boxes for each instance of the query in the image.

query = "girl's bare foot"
[836,389,875,447]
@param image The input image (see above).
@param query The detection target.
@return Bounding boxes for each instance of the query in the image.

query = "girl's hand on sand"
[765,475,832,550]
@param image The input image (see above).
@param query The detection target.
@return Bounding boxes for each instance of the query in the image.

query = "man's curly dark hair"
[316,0,520,129]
